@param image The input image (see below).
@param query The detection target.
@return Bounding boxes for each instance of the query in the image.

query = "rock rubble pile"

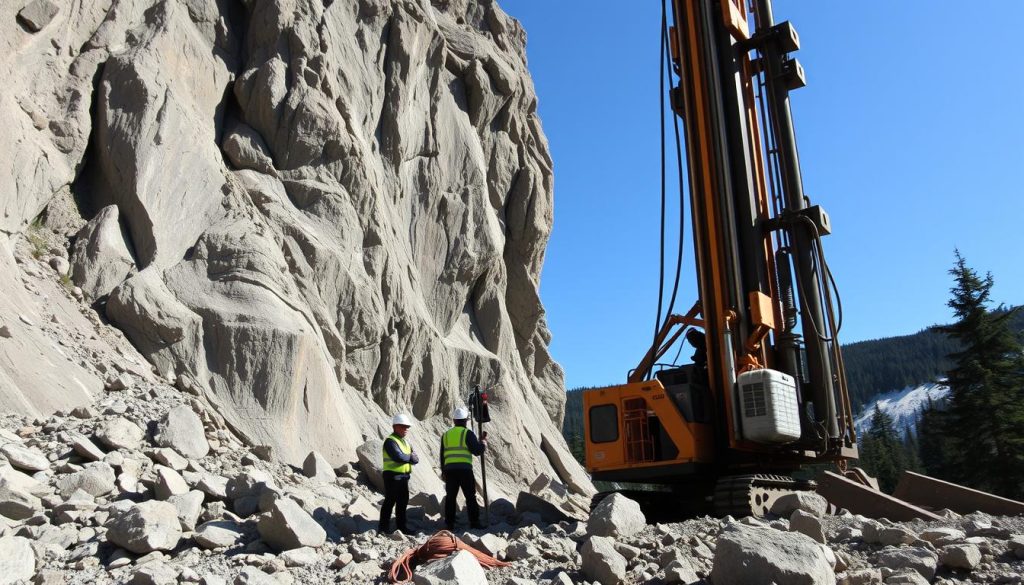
[2,249,1024,585]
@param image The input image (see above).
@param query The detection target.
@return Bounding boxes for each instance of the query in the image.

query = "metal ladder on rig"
[623,398,654,464]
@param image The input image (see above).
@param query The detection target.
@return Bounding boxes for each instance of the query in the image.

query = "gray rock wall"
[1,0,592,497]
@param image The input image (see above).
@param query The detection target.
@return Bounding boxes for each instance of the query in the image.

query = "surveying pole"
[469,384,491,526]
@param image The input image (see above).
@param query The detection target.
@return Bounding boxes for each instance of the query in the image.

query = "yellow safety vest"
[382,434,412,474]
[442,426,473,468]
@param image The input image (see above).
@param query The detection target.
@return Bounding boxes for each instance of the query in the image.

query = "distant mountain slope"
[842,330,955,411]
[843,308,1023,411]
[854,382,949,436]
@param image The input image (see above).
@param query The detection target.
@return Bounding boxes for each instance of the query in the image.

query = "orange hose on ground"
[388,530,510,583]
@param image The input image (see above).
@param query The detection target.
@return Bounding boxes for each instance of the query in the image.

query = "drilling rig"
[582,0,856,517]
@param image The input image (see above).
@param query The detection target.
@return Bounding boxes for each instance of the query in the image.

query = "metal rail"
[816,471,941,521]
[893,471,1024,517]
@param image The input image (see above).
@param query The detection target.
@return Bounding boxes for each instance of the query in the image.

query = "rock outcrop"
[1,0,592,501]
[69,205,136,302]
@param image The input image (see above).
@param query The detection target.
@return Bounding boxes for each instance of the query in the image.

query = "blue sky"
[500,1,1024,390]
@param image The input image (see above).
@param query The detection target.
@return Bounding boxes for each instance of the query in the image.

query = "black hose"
[661,6,688,329]
[650,0,669,381]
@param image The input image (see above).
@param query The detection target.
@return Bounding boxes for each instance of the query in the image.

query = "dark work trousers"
[379,472,409,532]
[444,468,480,527]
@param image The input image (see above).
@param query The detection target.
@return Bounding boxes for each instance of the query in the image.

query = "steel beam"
[893,471,1024,517]
[816,471,941,521]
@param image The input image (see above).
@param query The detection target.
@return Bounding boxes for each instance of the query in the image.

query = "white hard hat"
[452,405,470,420]
[391,413,413,427]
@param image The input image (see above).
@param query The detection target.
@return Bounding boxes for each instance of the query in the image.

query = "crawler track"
[712,474,817,517]
[591,474,818,520]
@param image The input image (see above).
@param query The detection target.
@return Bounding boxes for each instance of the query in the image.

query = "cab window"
[589,405,618,443]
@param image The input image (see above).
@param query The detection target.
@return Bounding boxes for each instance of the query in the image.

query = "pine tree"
[937,252,1024,498]
[901,424,922,474]
[860,405,905,492]
[916,397,951,478]
[568,431,585,467]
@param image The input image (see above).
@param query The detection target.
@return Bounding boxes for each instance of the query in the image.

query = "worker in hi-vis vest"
[440,405,487,530]
[379,413,419,534]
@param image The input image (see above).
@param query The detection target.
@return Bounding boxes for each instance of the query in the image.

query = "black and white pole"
[478,385,491,526]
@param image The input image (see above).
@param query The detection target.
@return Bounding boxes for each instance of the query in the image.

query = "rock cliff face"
[1,0,592,499]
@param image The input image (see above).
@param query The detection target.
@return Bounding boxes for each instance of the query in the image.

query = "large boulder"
[581,535,628,585]
[69,205,136,301]
[412,550,487,585]
[0,536,35,583]
[106,501,183,554]
[257,498,326,551]
[712,523,835,585]
[587,493,645,538]
[770,492,828,518]
[153,406,209,460]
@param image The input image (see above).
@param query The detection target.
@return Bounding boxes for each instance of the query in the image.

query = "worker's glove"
[410,452,419,465]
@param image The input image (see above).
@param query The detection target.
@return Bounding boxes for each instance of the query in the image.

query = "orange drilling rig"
[582,0,856,517]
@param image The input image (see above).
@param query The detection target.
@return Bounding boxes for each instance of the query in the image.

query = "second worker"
[440,405,487,530]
